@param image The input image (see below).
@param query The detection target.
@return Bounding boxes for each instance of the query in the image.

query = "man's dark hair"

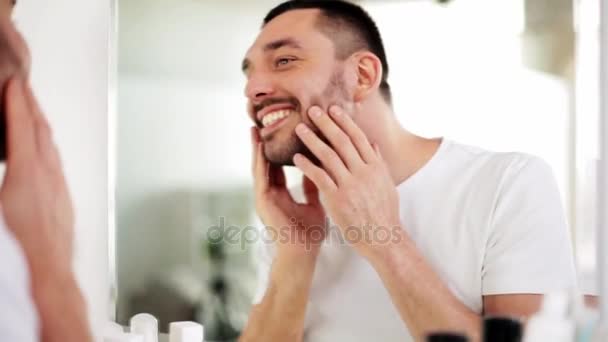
[263,0,392,105]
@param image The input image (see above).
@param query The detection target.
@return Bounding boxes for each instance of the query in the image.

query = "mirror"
[113,0,600,340]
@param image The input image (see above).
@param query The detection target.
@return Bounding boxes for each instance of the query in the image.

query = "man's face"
[243,9,353,166]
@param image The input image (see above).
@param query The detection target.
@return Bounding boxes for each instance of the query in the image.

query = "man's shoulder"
[443,140,550,182]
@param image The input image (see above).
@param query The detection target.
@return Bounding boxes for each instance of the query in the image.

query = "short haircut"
[263,0,392,105]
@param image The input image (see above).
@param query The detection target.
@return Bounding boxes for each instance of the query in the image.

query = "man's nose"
[244,73,275,102]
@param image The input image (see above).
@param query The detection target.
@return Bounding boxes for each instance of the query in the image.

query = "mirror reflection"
[115,0,600,340]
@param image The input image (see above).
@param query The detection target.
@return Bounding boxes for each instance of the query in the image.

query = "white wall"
[14,0,109,339]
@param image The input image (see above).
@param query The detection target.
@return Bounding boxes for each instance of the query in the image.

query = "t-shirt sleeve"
[481,155,578,295]
[0,214,39,342]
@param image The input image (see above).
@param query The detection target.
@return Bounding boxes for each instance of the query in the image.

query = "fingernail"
[329,105,342,116]
[309,106,322,118]
[296,123,309,134]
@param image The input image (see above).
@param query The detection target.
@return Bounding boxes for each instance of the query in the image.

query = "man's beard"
[264,69,349,166]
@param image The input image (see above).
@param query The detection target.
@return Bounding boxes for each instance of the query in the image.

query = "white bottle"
[169,321,204,342]
[130,313,159,342]
[571,291,599,342]
[104,321,125,336]
[590,322,608,342]
[523,292,575,342]
[104,332,144,342]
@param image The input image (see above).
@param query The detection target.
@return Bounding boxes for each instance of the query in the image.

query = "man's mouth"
[261,109,295,128]
[252,98,300,137]
[259,108,298,138]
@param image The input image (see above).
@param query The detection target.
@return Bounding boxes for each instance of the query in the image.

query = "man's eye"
[275,57,295,67]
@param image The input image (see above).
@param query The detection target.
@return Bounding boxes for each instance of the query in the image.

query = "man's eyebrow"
[263,37,302,52]
[242,38,302,75]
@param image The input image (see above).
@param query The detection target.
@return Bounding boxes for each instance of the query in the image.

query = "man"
[239,1,577,341]
[0,1,92,341]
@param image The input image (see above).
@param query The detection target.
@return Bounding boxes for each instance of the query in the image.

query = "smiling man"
[239,1,577,341]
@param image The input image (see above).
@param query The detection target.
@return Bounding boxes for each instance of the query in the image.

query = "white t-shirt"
[252,139,577,342]
[0,214,39,342]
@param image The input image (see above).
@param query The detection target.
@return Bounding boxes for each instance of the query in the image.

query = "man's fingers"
[268,164,286,187]
[328,105,376,163]
[4,77,36,163]
[293,153,337,193]
[302,175,320,206]
[35,112,59,167]
[250,127,259,176]
[295,123,349,185]
[251,127,266,193]
[253,141,269,194]
[21,82,59,165]
[373,143,383,158]
[307,106,362,170]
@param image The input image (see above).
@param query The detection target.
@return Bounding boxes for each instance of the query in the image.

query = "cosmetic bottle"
[104,321,125,336]
[590,322,608,342]
[523,292,574,342]
[483,317,523,342]
[570,291,599,342]
[426,332,469,342]
[104,332,144,342]
[169,321,204,342]
[130,313,159,342]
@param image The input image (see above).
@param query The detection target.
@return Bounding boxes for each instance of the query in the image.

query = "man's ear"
[352,51,383,102]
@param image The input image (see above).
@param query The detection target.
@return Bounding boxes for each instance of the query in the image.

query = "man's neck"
[355,100,442,186]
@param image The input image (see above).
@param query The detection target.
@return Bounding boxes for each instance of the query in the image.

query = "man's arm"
[240,127,330,341]
[483,294,543,317]
[30,264,91,342]
[0,78,92,342]
[239,252,316,342]
[369,229,542,341]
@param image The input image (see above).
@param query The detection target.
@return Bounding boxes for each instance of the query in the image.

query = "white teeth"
[262,110,293,127]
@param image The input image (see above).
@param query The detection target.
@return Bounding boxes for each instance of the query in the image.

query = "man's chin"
[264,144,297,166]
[263,138,309,167]
[264,142,320,168]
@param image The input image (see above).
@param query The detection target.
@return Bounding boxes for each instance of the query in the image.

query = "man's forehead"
[246,9,321,55]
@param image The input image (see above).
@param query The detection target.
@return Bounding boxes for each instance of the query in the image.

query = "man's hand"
[240,127,328,342]
[251,127,327,258]
[0,77,74,275]
[292,105,486,340]
[0,77,91,342]
[292,105,401,259]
